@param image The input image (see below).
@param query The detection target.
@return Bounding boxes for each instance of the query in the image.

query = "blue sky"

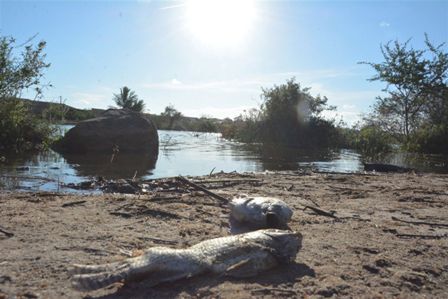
[1,0,447,125]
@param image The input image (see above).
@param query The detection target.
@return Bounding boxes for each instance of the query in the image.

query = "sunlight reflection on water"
[1,129,447,192]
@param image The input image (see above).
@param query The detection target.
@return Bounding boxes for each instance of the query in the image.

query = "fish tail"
[71,262,130,291]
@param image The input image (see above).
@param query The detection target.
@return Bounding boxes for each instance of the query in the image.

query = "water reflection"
[1,129,447,192]
[62,152,157,179]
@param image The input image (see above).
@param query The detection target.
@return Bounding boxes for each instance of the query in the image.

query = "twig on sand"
[209,167,216,176]
[61,200,87,208]
[110,212,133,218]
[192,179,263,184]
[383,228,446,239]
[0,225,14,238]
[302,205,339,220]
[136,236,178,245]
[176,176,228,205]
[251,288,297,296]
[391,216,448,228]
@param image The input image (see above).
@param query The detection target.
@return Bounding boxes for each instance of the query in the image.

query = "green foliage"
[0,35,53,153]
[224,109,264,143]
[0,98,55,152]
[65,108,96,122]
[113,86,145,112]
[361,34,448,153]
[160,104,183,130]
[260,78,337,146]
[192,116,218,132]
[0,35,51,99]
[353,124,394,156]
[220,78,341,148]
[407,125,448,154]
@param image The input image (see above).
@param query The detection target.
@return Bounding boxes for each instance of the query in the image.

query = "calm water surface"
[1,129,447,192]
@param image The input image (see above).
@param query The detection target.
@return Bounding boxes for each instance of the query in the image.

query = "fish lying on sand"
[71,229,302,291]
[230,196,293,230]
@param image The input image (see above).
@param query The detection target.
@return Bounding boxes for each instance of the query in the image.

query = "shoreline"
[1,171,447,298]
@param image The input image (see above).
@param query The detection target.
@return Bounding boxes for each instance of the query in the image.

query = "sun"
[185,0,256,47]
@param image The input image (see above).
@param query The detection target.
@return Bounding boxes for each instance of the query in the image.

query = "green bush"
[0,98,55,153]
[219,78,341,149]
[407,125,448,154]
[353,125,394,155]
[0,34,53,153]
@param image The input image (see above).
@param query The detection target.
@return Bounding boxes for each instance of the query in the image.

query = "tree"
[113,86,145,112]
[219,78,340,148]
[259,78,336,146]
[0,35,51,99]
[0,35,54,153]
[360,35,448,141]
[160,104,182,130]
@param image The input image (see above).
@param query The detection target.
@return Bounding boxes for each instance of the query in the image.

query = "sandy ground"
[1,171,447,298]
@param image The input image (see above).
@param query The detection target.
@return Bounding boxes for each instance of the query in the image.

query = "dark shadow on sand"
[92,262,315,299]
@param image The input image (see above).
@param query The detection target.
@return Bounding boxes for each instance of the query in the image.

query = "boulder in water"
[53,109,159,158]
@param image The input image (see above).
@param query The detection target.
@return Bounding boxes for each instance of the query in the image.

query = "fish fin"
[224,259,256,278]
[224,255,276,278]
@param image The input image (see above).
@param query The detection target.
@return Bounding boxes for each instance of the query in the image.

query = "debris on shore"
[1,171,447,298]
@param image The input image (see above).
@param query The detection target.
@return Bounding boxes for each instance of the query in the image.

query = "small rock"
[0,275,12,284]
[363,264,380,274]
[16,166,30,171]
[375,259,392,268]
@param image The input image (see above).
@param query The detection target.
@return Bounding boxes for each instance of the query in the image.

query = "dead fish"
[230,196,293,229]
[71,229,301,291]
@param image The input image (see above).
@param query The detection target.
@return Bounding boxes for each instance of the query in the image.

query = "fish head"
[260,229,302,263]
[266,203,293,228]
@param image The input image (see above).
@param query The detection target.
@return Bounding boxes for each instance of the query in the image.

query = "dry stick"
[176,176,229,205]
[391,216,448,228]
[302,205,339,220]
[192,179,262,184]
[0,226,14,238]
[252,288,297,296]
[61,200,87,208]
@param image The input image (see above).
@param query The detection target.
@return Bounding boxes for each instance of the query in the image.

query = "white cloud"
[171,78,182,85]
[379,21,390,27]
[141,67,380,123]
[69,92,109,109]
[142,79,261,93]
[141,67,362,94]
[182,105,257,119]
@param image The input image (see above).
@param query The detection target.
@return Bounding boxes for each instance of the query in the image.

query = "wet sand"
[1,171,447,298]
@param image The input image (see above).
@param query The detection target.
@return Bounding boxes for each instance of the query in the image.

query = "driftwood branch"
[176,176,229,205]
[302,205,339,220]
[61,200,87,208]
[0,226,14,238]
[391,216,448,228]
[383,228,446,239]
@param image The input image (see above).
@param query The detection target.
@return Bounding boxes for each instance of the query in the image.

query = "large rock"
[53,109,159,157]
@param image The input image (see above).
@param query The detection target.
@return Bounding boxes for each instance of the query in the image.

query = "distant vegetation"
[219,78,345,149]
[151,106,218,132]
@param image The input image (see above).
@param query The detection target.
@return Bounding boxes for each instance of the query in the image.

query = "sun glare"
[185,0,256,47]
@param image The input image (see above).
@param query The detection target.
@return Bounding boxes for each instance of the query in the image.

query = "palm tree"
[113,86,145,112]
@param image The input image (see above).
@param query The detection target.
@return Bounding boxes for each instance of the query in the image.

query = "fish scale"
[71,229,302,291]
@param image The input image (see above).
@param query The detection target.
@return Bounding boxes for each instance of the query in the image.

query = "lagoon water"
[1,129,447,192]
